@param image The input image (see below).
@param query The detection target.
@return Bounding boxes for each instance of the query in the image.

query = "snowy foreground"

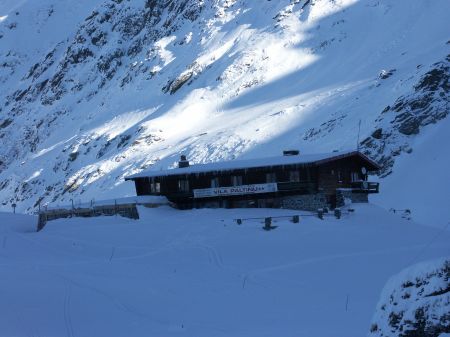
[0,205,449,337]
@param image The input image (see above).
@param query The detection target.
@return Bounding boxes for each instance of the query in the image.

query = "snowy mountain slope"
[0,0,448,224]
[0,205,449,337]
[372,116,450,228]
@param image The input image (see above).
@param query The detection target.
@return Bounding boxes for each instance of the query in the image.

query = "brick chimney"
[283,150,300,156]
[178,155,190,168]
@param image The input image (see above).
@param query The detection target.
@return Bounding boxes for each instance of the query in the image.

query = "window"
[151,181,160,193]
[136,178,150,196]
[266,172,276,183]
[289,170,300,182]
[351,172,359,182]
[150,178,160,193]
[178,179,190,192]
[231,175,242,186]
[211,177,219,188]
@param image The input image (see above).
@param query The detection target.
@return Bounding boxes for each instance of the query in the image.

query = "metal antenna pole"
[356,119,362,151]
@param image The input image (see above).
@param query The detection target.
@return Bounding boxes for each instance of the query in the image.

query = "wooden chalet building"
[125,150,380,211]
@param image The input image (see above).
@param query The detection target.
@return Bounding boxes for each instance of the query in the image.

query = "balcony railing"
[166,181,317,200]
[277,181,317,194]
[350,181,379,193]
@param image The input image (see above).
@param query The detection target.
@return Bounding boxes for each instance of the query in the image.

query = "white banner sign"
[193,183,278,198]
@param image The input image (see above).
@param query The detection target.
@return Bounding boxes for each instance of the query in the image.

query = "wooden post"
[334,208,341,219]
[317,209,324,220]
[264,217,272,230]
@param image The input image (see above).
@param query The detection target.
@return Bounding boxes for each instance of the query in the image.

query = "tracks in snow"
[63,283,75,337]
[198,244,224,269]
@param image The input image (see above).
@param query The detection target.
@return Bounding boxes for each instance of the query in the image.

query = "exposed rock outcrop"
[368,258,450,337]
[361,56,449,176]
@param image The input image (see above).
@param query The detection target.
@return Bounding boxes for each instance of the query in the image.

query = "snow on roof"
[125,150,380,180]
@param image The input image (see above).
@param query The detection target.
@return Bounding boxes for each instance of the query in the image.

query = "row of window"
[177,171,302,192]
[149,170,361,193]
[146,170,361,193]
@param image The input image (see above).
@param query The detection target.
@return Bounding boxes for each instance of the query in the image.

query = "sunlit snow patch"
[24,169,43,183]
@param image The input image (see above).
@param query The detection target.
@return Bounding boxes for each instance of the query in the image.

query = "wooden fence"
[37,200,164,232]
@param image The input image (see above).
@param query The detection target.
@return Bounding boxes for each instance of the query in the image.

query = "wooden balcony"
[166,191,194,200]
[167,181,318,200]
[277,181,317,194]
[350,181,379,193]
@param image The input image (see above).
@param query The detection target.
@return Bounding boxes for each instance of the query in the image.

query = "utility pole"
[356,119,362,151]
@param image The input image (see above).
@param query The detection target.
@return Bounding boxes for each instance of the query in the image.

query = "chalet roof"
[125,150,380,180]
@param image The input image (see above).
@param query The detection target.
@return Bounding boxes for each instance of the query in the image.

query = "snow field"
[0,204,449,336]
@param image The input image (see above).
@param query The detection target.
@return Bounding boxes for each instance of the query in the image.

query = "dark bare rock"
[361,56,449,176]
[368,259,450,337]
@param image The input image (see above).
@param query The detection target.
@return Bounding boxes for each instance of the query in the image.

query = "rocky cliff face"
[0,0,223,209]
[361,56,449,177]
[0,0,448,213]
[369,258,450,337]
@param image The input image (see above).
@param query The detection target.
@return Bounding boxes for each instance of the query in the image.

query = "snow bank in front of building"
[0,204,449,336]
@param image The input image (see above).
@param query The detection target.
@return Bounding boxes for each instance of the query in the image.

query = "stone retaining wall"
[336,189,369,207]
[280,193,329,211]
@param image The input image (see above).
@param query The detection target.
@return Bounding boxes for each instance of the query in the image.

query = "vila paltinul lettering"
[226,186,264,194]
[193,183,278,198]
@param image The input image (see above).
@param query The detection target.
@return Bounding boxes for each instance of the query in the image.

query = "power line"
[408,221,450,266]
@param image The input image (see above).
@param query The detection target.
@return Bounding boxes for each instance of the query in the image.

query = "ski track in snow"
[248,243,444,276]
[51,271,158,324]
[63,283,75,337]
[197,243,224,269]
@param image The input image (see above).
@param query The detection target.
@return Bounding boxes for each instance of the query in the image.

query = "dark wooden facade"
[125,151,380,210]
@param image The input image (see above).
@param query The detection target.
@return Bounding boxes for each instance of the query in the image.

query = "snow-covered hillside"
[369,258,450,337]
[0,0,449,227]
[1,205,449,337]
